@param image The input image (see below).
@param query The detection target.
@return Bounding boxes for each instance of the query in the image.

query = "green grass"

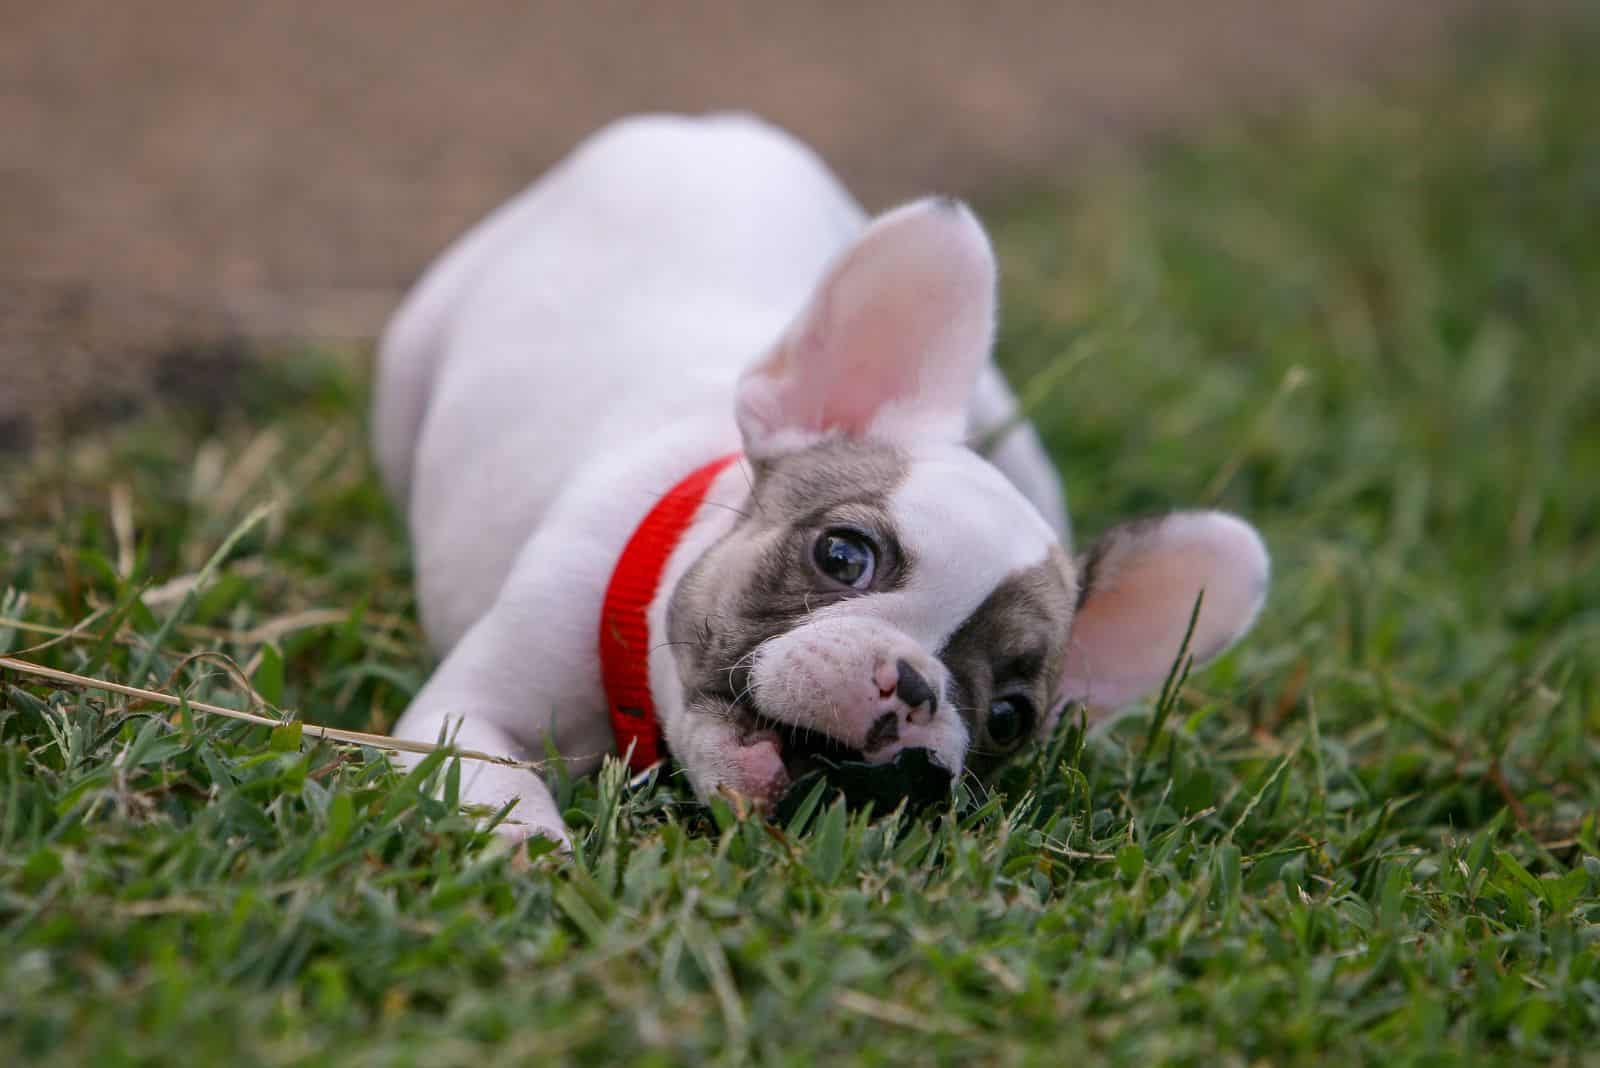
[4,29,1600,1067]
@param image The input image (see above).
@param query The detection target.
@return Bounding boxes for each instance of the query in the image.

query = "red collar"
[599,453,741,772]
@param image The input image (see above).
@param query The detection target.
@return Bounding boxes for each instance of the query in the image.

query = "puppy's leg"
[392,594,605,850]
[392,705,568,848]
[969,364,1070,546]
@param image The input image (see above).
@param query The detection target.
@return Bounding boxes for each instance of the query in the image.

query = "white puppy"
[373,114,1269,847]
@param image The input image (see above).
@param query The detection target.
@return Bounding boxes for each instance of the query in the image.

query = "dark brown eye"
[986,695,1035,749]
[812,528,877,589]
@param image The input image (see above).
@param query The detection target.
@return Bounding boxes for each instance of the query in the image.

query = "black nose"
[895,659,935,711]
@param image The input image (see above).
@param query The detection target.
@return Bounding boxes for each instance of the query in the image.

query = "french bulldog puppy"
[374,113,1269,848]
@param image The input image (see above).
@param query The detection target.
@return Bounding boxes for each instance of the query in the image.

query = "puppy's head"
[667,199,1269,805]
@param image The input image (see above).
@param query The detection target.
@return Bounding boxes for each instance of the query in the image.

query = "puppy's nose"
[895,659,935,712]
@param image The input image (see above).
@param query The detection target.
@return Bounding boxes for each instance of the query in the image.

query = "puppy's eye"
[985,695,1035,749]
[812,528,877,589]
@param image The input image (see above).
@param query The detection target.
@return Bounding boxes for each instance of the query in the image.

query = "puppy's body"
[377,114,1267,846]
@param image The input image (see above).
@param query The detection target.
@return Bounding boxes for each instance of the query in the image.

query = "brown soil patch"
[0,0,1560,448]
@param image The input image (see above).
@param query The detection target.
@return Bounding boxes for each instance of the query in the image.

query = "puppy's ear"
[735,197,996,459]
[1058,512,1269,713]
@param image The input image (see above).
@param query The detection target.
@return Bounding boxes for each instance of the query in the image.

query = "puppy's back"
[374,113,867,650]
[374,112,862,508]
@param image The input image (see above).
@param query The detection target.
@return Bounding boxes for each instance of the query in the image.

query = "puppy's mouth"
[711,689,865,781]
[755,713,865,781]
[704,692,956,821]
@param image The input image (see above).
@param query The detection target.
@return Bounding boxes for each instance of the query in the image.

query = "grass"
[4,26,1600,1067]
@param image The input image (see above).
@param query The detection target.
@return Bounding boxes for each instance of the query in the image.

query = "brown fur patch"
[938,547,1077,778]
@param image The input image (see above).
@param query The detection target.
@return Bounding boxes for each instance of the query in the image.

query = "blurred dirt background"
[0,0,1572,450]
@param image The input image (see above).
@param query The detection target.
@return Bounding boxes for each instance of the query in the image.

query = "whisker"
[698,499,753,520]
[722,640,769,707]
[736,457,768,520]
[636,478,752,521]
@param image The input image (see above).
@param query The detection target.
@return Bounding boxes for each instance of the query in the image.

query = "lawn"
[3,25,1598,1067]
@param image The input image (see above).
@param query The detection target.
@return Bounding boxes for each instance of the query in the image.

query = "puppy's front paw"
[484,795,572,855]
[496,824,579,869]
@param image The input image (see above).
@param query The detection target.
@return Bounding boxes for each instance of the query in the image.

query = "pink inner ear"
[735,198,996,457]
[1060,513,1269,712]
[782,286,933,438]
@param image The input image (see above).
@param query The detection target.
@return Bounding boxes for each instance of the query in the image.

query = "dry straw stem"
[0,609,417,659]
[0,654,550,772]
